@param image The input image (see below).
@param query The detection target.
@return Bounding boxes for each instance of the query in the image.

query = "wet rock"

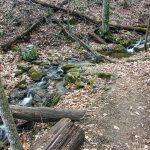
[43,92,61,107]
[28,67,45,81]
[9,89,27,101]
[56,81,67,95]
[20,44,38,62]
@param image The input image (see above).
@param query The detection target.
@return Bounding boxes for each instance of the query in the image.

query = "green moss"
[15,79,26,88]
[97,72,112,79]
[20,44,38,62]
[62,64,78,72]
[75,81,84,89]
[88,79,95,86]
[17,64,31,72]
[116,38,133,47]
[64,68,80,85]
[28,67,44,81]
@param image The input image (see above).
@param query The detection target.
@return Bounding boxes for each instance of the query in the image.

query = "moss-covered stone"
[64,68,80,85]
[97,72,112,79]
[28,67,44,81]
[62,64,78,72]
[17,64,31,72]
[96,44,130,58]
[116,38,133,47]
[20,44,38,62]
[15,79,26,89]
[43,93,61,107]
[75,81,84,89]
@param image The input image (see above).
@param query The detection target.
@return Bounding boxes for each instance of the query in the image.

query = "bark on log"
[31,118,84,150]
[31,0,147,33]
[10,105,85,122]
[88,32,107,44]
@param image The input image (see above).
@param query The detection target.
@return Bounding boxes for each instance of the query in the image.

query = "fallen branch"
[88,32,107,44]
[10,105,85,122]
[1,17,45,51]
[31,118,84,150]
[31,0,98,24]
[144,18,150,51]
[31,0,147,33]
[55,21,114,62]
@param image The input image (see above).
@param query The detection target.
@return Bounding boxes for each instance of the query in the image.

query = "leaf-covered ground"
[0,0,150,149]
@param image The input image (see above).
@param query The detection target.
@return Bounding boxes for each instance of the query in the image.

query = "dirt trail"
[75,55,150,150]
[96,69,149,149]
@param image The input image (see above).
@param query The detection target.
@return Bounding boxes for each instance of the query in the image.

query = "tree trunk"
[0,78,23,150]
[102,0,110,33]
[10,105,85,122]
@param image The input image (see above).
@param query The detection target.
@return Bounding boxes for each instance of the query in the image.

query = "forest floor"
[0,0,150,150]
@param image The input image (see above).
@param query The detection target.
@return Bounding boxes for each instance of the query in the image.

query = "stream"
[0,35,149,141]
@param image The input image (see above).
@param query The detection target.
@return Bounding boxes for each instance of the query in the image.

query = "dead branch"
[1,17,45,51]
[88,32,107,44]
[31,0,147,33]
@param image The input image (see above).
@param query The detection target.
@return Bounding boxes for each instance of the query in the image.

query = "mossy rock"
[20,44,38,62]
[96,44,130,58]
[64,68,80,85]
[43,93,61,107]
[75,80,84,89]
[15,79,26,89]
[116,38,133,47]
[62,64,78,72]
[17,64,31,72]
[97,72,112,79]
[28,67,44,81]
[14,70,24,77]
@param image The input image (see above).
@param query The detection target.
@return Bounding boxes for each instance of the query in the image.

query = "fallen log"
[31,0,147,33]
[31,118,84,150]
[10,105,85,122]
